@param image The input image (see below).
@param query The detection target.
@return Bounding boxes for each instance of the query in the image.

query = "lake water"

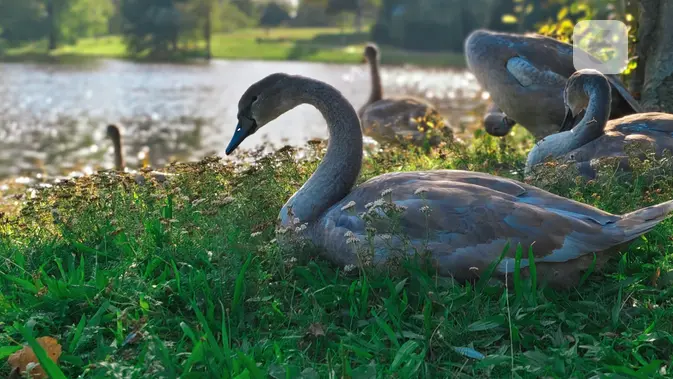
[0,59,489,179]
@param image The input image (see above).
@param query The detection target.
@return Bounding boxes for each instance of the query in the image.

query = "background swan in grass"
[106,124,172,182]
[106,124,126,171]
[465,29,642,140]
[225,72,673,289]
[359,43,452,146]
[526,69,673,178]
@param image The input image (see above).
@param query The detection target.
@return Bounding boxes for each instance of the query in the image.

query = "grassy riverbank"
[2,129,673,377]
[0,27,466,67]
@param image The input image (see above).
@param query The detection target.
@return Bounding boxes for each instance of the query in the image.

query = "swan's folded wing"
[318,170,625,276]
[506,57,567,88]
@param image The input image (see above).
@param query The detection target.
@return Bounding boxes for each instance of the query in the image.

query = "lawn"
[1,128,673,378]
[0,28,466,68]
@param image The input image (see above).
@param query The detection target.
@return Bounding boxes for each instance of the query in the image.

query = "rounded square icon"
[573,20,628,75]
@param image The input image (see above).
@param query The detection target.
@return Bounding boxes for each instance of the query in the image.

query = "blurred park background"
[0,0,633,179]
[0,0,632,65]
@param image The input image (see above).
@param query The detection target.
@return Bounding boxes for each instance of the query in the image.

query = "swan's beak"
[559,106,575,132]
[226,119,254,155]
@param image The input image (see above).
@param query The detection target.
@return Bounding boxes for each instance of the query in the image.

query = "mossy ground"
[1,127,673,378]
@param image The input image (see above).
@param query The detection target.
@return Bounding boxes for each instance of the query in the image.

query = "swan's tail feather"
[616,200,673,239]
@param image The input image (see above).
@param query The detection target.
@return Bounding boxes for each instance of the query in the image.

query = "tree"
[631,0,673,113]
[121,0,184,57]
[44,0,114,50]
[260,2,291,33]
[0,0,48,44]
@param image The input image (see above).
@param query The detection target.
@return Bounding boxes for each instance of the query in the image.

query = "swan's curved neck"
[572,81,611,145]
[526,80,611,170]
[112,135,125,170]
[367,56,383,104]
[280,77,364,225]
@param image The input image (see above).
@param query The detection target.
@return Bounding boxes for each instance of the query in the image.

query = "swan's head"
[106,124,122,141]
[560,68,609,131]
[226,73,296,155]
[484,113,515,137]
[362,43,379,63]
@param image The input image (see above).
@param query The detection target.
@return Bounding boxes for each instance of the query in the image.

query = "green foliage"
[260,2,292,28]
[121,0,185,57]
[57,0,115,44]
[0,0,48,44]
[2,128,673,377]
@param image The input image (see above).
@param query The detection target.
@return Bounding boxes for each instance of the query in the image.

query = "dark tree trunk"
[204,5,212,60]
[354,0,362,32]
[47,0,57,51]
[631,0,673,112]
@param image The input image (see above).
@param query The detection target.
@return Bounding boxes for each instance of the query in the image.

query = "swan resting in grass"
[358,43,452,146]
[465,29,642,140]
[106,124,173,183]
[225,72,673,289]
[526,69,673,178]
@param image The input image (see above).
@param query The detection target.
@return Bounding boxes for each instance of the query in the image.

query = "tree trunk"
[354,0,362,32]
[204,5,212,60]
[47,0,57,51]
[632,0,673,112]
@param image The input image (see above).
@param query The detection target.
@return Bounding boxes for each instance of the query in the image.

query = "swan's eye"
[251,96,258,102]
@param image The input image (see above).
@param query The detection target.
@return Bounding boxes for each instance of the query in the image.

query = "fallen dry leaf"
[7,336,62,379]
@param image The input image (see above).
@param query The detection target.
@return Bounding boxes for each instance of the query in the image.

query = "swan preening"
[526,69,673,177]
[225,72,673,289]
[465,29,642,140]
[359,43,452,146]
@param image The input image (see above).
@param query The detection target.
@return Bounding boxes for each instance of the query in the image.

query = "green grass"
[0,28,466,67]
[2,128,673,378]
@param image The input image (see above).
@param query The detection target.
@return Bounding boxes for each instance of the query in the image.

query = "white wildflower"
[341,200,356,211]
[420,205,431,214]
[365,199,385,209]
[380,188,393,197]
[250,231,262,237]
[288,257,298,263]
[344,230,356,238]
[344,264,357,273]
[293,217,300,225]
[295,223,308,232]
[380,234,392,241]
[414,187,428,195]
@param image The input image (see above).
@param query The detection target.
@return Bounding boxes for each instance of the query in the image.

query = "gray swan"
[106,124,126,171]
[224,72,673,289]
[526,69,673,177]
[106,124,172,182]
[465,29,642,140]
[359,43,452,146]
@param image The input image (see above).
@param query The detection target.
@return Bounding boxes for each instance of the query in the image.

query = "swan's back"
[360,97,450,145]
[558,113,673,177]
[465,29,641,139]
[312,169,655,287]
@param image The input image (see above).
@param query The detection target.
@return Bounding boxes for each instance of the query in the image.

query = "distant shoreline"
[0,27,466,69]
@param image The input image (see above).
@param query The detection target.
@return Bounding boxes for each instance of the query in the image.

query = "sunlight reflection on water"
[0,59,490,179]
